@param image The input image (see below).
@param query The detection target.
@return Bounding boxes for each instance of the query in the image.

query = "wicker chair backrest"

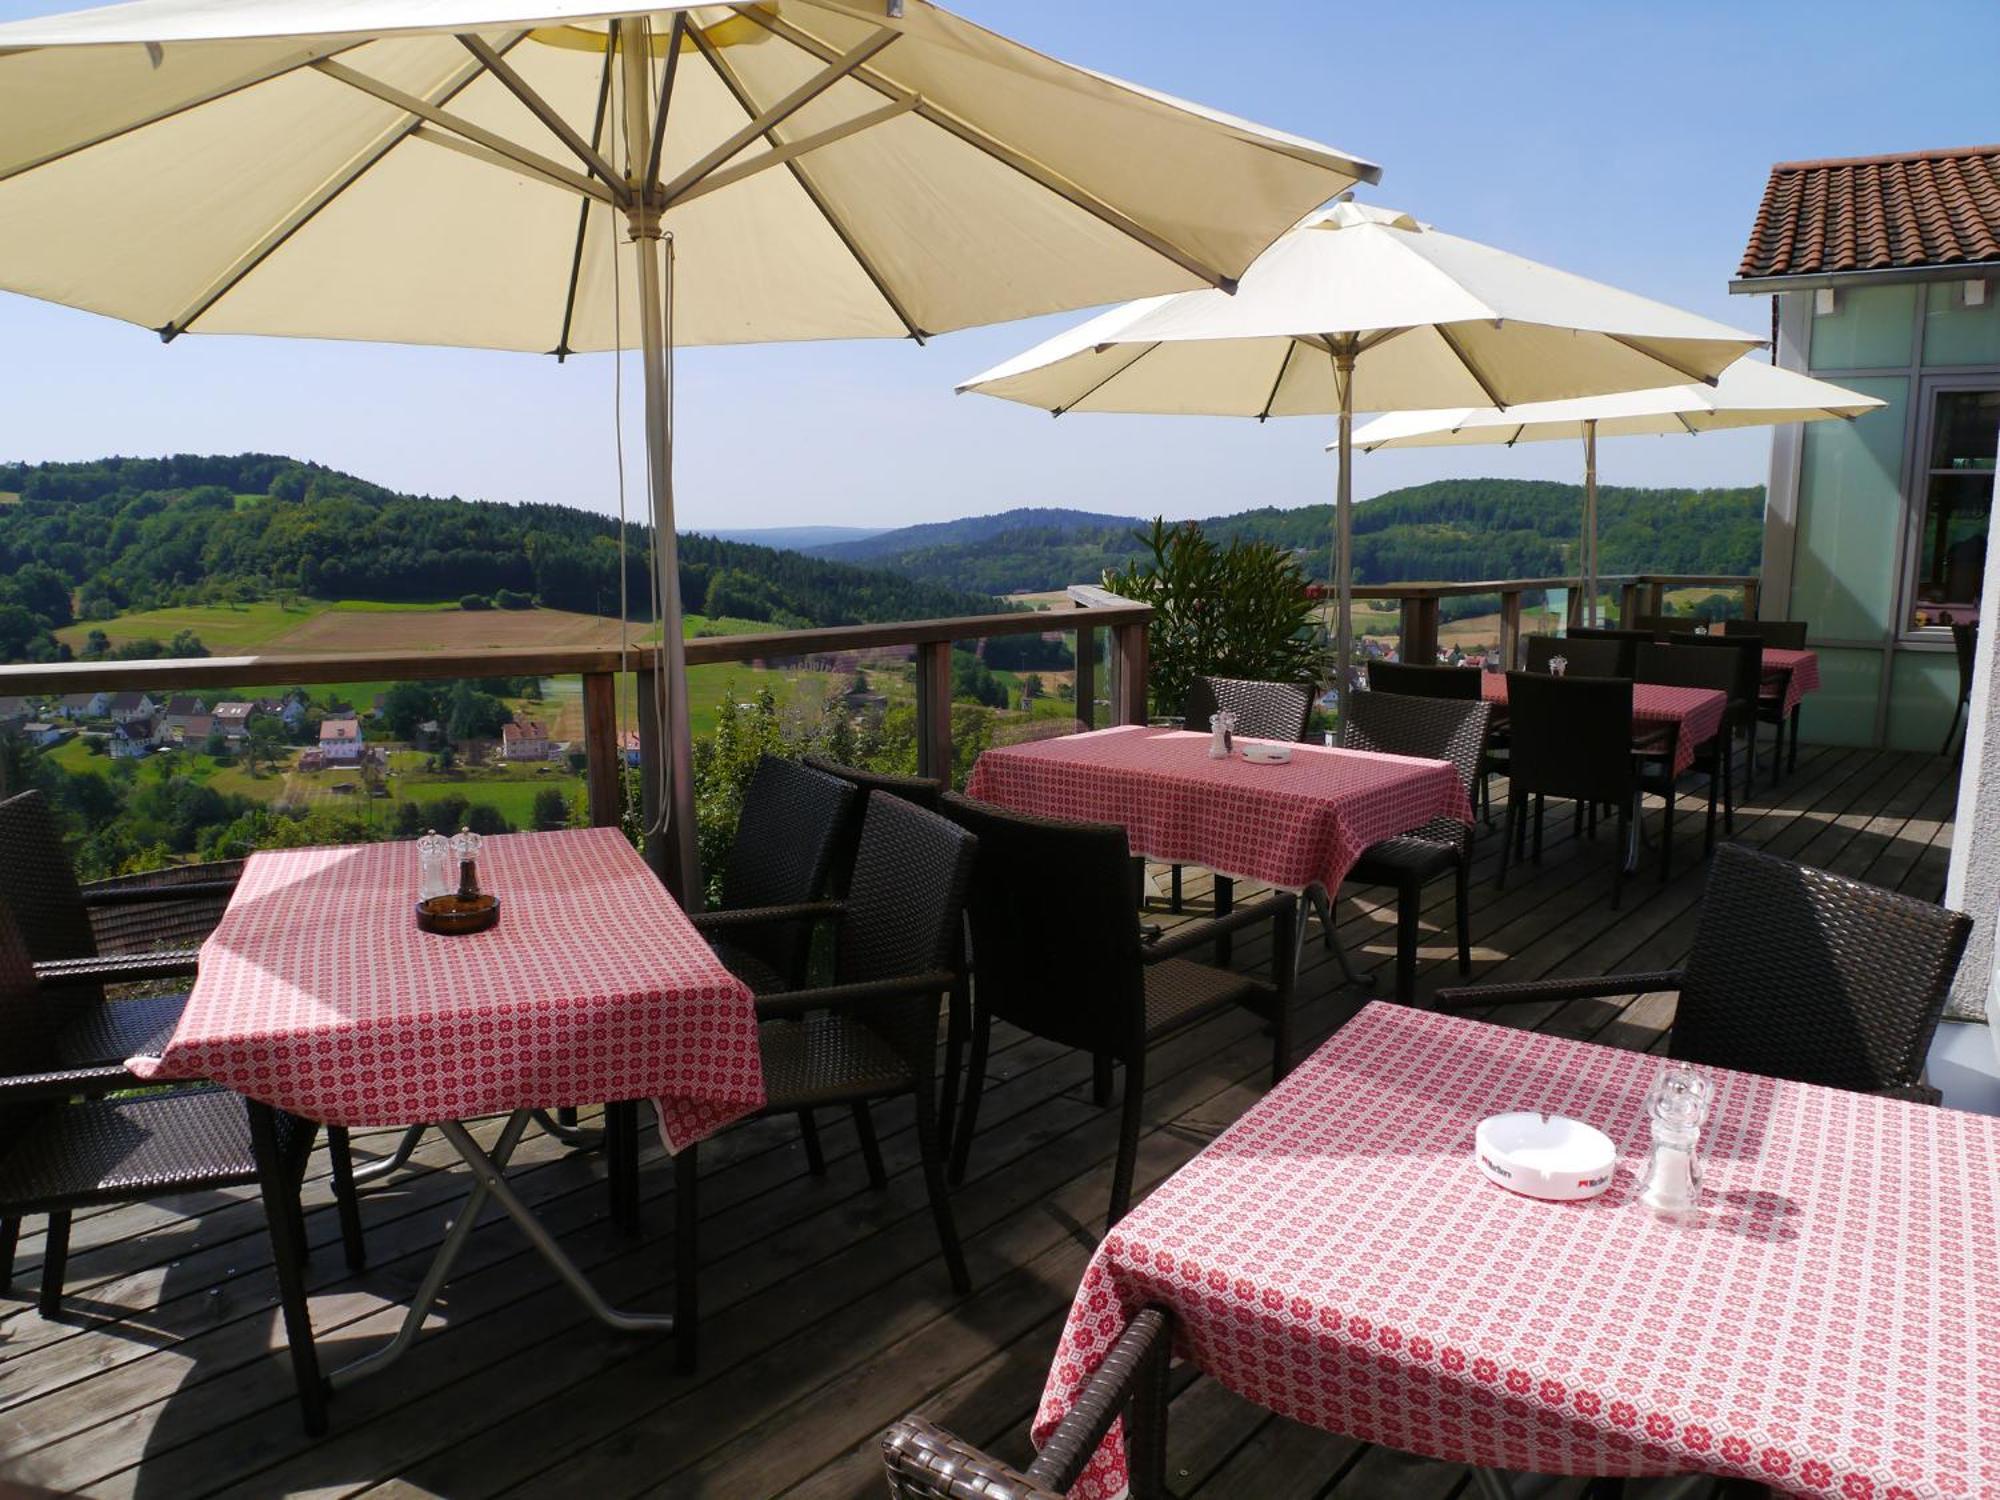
[1672,843,1970,1093]
[1563,628,1648,676]
[1364,661,1483,700]
[1677,633,1763,712]
[1725,619,1806,649]
[1182,676,1312,741]
[1633,640,1738,695]
[1632,614,1710,636]
[719,756,858,982]
[1502,673,1636,802]
[837,796,976,988]
[800,756,946,898]
[0,896,62,1100]
[1341,693,1492,805]
[1524,634,1627,679]
[939,793,1143,1056]
[0,790,96,965]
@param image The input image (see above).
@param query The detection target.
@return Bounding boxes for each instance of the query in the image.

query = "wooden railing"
[1348,573,1760,668]
[0,592,1151,883]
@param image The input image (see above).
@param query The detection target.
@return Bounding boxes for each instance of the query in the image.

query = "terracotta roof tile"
[1738,145,2000,280]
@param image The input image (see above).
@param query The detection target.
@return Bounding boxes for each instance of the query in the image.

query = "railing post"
[915,641,953,781]
[1564,584,1585,631]
[1499,590,1523,672]
[1743,577,1760,622]
[1619,581,1641,626]
[1072,622,1096,732]
[1108,619,1148,725]
[581,672,621,828]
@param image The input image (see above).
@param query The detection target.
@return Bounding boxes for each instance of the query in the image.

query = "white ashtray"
[1240,744,1292,764]
[1474,1112,1617,1202]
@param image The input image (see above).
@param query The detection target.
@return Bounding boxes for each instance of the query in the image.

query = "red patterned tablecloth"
[1763,649,1822,717]
[1037,1004,2000,1500]
[130,827,763,1152]
[963,726,1471,894]
[1481,676,1728,780]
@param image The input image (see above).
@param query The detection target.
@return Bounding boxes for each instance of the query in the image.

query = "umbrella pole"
[1334,350,1356,700]
[622,17,702,906]
[1584,418,1600,628]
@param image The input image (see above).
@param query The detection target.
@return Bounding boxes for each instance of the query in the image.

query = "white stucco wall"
[1942,431,2000,1045]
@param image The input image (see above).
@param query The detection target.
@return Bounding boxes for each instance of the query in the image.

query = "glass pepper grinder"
[417,829,452,902]
[1638,1063,1713,1214]
[449,827,483,901]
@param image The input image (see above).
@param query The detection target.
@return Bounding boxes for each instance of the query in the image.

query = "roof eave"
[1730,259,2000,295]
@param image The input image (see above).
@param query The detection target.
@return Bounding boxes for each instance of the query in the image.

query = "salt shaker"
[449,827,484,900]
[1548,653,1569,678]
[1208,711,1235,758]
[417,829,452,901]
[1638,1063,1713,1214]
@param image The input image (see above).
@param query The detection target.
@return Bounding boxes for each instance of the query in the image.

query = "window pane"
[1808,283,1917,371]
[1793,376,1907,640]
[1922,282,2000,367]
[1911,388,1999,629]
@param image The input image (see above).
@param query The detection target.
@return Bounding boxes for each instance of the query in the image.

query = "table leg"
[249,1101,328,1434]
[329,1110,532,1390]
[435,1119,676,1335]
[348,1123,426,1184]
[530,1109,605,1150]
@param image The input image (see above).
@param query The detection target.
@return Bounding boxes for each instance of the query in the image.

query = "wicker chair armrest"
[1872,1082,1942,1107]
[692,901,845,936]
[754,971,957,1021]
[0,1061,141,1101]
[1433,970,1685,1011]
[881,1418,1062,1500]
[1025,1305,1173,1492]
[79,879,237,909]
[36,951,201,987]
[1143,891,1295,964]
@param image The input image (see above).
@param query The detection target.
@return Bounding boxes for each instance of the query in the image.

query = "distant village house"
[501,720,550,762]
[106,692,155,724]
[212,701,254,740]
[320,715,363,764]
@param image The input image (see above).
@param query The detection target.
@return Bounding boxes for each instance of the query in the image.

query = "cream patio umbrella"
[0,0,1379,901]
[1353,358,1885,628]
[958,201,1765,690]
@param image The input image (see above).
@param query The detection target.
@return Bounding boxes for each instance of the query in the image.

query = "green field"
[56,598,331,652]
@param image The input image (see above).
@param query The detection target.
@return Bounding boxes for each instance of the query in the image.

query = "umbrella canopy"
[958,200,1765,685]
[1352,359,1884,628]
[0,0,1378,900]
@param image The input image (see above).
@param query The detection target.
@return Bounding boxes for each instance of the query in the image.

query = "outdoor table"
[1036,1003,2000,1500]
[1480,675,1727,781]
[131,825,761,1421]
[963,725,1472,898]
[1762,648,1821,717]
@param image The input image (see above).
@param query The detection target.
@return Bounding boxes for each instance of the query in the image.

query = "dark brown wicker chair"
[1631,613,1711,636]
[1339,694,1491,1005]
[1498,673,1637,907]
[938,793,1294,1226]
[1437,843,1971,1103]
[1563,627,1650,677]
[1943,622,1977,757]
[1365,661,1483,699]
[1634,640,1732,854]
[0,901,329,1429]
[708,755,860,994]
[1524,634,1628,678]
[1679,633,1766,788]
[1728,619,1807,649]
[882,1306,1174,1500]
[675,795,979,1359]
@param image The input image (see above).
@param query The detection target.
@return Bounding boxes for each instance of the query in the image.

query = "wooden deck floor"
[0,744,1959,1500]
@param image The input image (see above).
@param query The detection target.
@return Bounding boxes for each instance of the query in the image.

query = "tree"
[459,593,491,611]
[949,648,1008,709]
[166,629,209,659]
[1019,672,1044,705]
[464,802,511,836]
[379,681,441,741]
[244,715,287,775]
[442,680,510,742]
[532,786,570,831]
[83,629,110,658]
[393,801,426,837]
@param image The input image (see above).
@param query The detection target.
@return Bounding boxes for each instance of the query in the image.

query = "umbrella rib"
[162,37,528,341]
[665,97,918,209]
[456,33,624,195]
[643,12,688,193]
[1603,333,1728,387]
[554,31,620,361]
[728,5,1240,293]
[0,38,373,187]
[1257,342,1300,422]
[1052,342,1163,415]
[1433,324,1508,410]
[691,24,928,342]
[659,28,900,205]
[311,58,624,208]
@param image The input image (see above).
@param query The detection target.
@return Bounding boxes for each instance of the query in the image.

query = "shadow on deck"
[0,744,1956,1499]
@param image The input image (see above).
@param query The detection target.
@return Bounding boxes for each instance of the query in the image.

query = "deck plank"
[0,748,1961,1500]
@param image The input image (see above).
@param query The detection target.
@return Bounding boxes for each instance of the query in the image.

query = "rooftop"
[1736,143,2000,287]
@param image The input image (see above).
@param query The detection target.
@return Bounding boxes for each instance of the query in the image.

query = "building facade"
[1735,145,2000,752]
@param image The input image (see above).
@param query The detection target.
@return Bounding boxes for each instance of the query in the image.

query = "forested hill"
[802,480,1765,594]
[0,454,1003,660]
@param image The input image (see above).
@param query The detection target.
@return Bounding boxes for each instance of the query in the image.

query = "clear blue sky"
[2,0,1996,531]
